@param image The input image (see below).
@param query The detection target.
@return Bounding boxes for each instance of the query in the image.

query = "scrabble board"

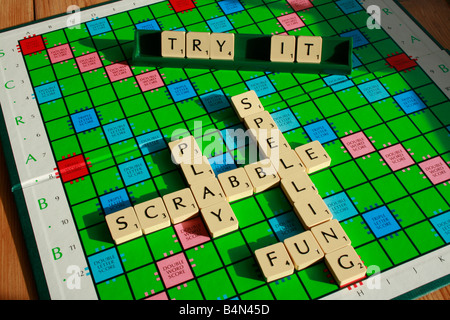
[0,0,449,301]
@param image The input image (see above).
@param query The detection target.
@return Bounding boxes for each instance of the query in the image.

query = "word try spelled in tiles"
[105,207,143,245]
[255,242,294,282]
[217,167,253,202]
[201,200,239,238]
[295,140,331,173]
[134,197,171,235]
[161,31,234,60]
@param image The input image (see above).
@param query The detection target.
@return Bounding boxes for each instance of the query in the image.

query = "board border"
[0,0,448,300]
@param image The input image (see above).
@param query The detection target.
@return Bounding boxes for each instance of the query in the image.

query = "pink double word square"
[156,252,194,289]
[277,13,305,31]
[75,52,103,73]
[136,70,165,92]
[379,144,414,171]
[341,132,375,158]
[47,44,73,64]
[419,157,450,185]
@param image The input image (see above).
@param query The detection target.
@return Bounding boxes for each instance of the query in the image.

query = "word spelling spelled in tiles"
[161,30,235,60]
[228,90,366,288]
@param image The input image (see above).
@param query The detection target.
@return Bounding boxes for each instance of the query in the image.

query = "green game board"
[0,0,449,302]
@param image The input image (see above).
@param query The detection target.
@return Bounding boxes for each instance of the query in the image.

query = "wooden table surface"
[0,0,449,300]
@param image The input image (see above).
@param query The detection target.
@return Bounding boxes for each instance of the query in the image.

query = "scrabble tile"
[244,160,280,193]
[186,31,211,59]
[134,197,171,235]
[201,200,239,238]
[244,110,278,131]
[190,177,226,209]
[256,129,292,162]
[284,231,324,270]
[293,190,332,229]
[295,140,331,173]
[105,207,143,245]
[270,34,296,62]
[255,242,294,282]
[231,90,264,121]
[162,188,199,224]
[161,30,186,58]
[180,155,215,185]
[280,169,317,204]
[168,136,202,165]
[311,219,351,254]
[296,36,322,64]
[217,167,253,202]
[325,245,367,288]
[271,148,305,179]
[210,32,235,60]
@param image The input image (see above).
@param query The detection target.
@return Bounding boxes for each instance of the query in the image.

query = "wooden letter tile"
[186,32,211,59]
[217,167,253,202]
[311,219,351,254]
[190,177,226,209]
[231,90,264,121]
[162,188,199,224]
[105,207,143,245]
[201,200,239,238]
[293,190,332,229]
[168,135,202,165]
[255,242,294,282]
[161,30,186,58]
[210,33,235,60]
[284,231,324,270]
[295,140,331,173]
[270,34,296,62]
[296,36,322,64]
[256,129,291,162]
[280,169,317,204]
[244,110,278,132]
[134,197,171,235]
[271,148,305,179]
[180,155,215,185]
[325,245,367,288]
[244,160,280,193]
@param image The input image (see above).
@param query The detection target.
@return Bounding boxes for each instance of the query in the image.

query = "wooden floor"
[0,0,449,300]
